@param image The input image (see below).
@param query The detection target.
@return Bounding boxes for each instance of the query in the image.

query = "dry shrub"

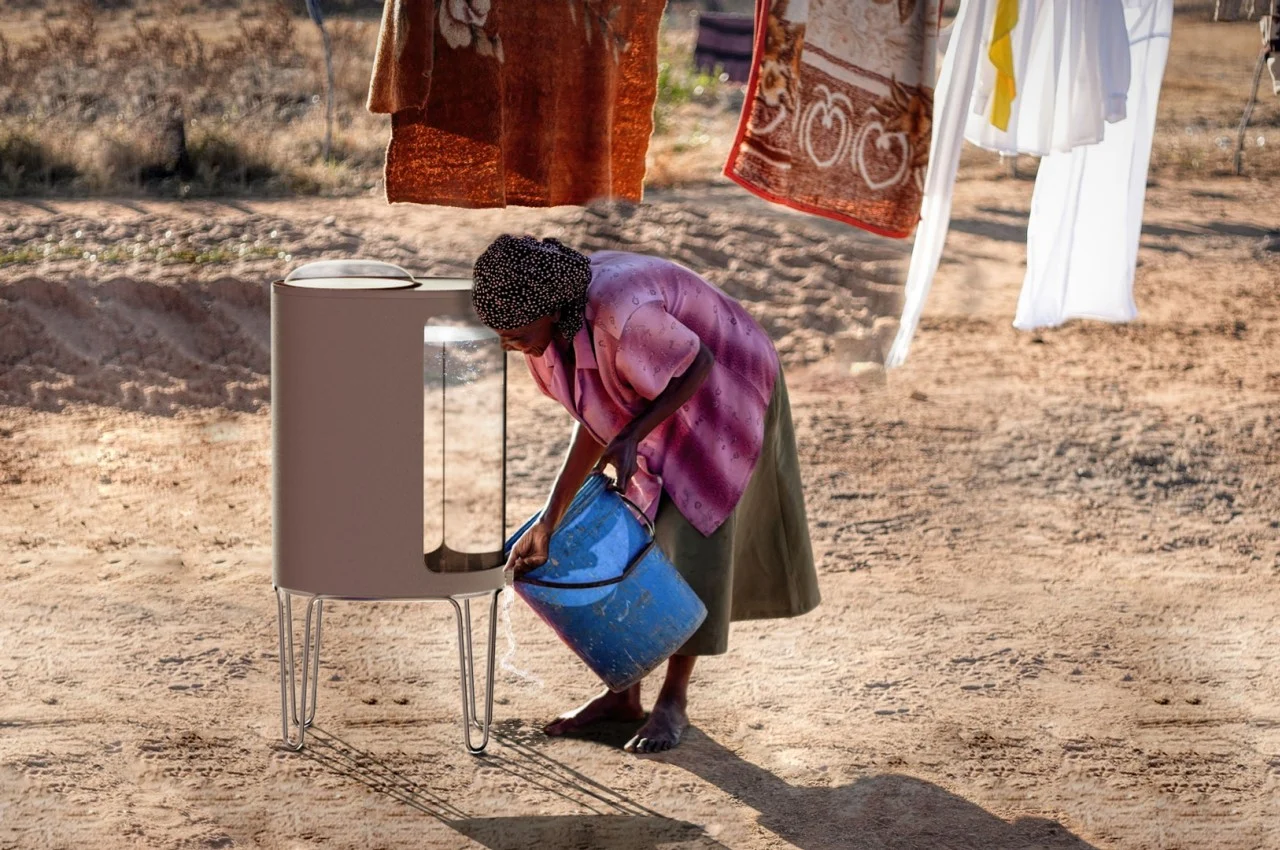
[221,1,304,69]
[73,127,144,191]
[27,1,100,68]
[0,130,78,194]
[187,130,276,189]
[110,18,207,72]
[323,19,379,107]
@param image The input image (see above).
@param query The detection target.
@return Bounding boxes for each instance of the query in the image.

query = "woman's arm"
[598,342,715,487]
[507,420,604,573]
[543,420,607,529]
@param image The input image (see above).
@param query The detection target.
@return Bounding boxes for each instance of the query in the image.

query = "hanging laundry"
[966,0,1131,156]
[367,0,435,116]
[1015,0,1173,330]
[367,0,666,208]
[725,0,941,239]
[886,0,1140,366]
[885,0,992,366]
[1263,4,1280,96]
[987,0,1019,131]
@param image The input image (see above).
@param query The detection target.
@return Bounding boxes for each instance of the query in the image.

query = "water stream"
[498,580,543,688]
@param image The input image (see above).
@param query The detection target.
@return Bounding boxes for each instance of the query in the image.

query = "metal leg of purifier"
[462,598,478,727]
[277,589,324,751]
[449,591,499,754]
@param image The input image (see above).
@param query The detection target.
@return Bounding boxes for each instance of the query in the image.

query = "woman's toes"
[625,734,654,753]
[631,736,667,753]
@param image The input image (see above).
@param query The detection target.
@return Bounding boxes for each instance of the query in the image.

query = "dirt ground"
[2,166,1278,850]
[3,9,1280,844]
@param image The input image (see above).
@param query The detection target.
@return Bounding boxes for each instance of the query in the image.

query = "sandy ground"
[3,164,1280,849]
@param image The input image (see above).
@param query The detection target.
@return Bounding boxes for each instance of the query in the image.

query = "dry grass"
[0,0,389,196]
[1146,19,1280,178]
[645,26,739,188]
[0,2,1275,198]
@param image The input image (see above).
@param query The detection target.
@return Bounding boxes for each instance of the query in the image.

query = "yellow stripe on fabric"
[988,0,1019,131]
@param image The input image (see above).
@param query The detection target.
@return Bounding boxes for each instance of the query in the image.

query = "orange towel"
[368,0,665,208]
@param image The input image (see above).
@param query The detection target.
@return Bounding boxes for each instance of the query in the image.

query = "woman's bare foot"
[625,654,696,753]
[543,686,645,736]
[624,695,688,753]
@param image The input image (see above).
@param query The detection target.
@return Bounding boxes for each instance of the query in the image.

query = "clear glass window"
[423,319,505,572]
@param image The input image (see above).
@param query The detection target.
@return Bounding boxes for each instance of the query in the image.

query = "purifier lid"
[281,260,417,290]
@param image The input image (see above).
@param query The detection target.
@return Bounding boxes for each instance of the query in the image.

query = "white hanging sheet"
[886,0,992,368]
[1014,0,1173,330]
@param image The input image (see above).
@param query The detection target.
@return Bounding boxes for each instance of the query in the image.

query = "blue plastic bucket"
[507,473,707,692]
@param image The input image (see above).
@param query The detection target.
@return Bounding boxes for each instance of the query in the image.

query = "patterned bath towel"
[726,0,940,238]
[368,0,665,208]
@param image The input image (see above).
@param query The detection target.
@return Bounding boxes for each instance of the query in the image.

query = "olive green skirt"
[653,370,820,656]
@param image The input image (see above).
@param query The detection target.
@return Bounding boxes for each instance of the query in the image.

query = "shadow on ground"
[298,725,729,849]
[450,814,722,850]
[961,204,1273,244]
[296,722,1097,849]
[663,730,1100,850]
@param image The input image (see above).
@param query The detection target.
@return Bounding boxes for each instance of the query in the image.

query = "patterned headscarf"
[471,235,593,340]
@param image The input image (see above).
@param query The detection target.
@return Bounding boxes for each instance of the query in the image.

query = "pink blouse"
[526,251,780,535]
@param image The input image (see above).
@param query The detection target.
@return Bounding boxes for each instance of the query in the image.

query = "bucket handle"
[515,485,657,590]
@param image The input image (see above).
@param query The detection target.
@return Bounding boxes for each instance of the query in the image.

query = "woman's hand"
[596,431,640,491]
[506,519,553,575]
[510,421,604,577]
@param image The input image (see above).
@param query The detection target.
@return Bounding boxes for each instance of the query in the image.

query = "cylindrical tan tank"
[272,261,506,600]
